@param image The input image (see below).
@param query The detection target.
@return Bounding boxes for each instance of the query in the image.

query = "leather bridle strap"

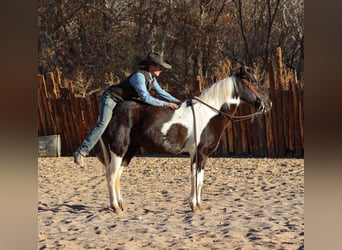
[192,96,261,122]
[241,78,261,98]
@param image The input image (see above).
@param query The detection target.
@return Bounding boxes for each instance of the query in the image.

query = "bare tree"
[38,0,304,93]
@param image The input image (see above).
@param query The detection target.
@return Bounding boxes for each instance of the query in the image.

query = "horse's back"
[104,100,189,155]
[110,100,173,126]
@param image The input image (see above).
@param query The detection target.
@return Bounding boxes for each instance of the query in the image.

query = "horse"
[97,65,272,213]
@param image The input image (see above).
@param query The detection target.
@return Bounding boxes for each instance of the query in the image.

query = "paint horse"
[98,66,272,213]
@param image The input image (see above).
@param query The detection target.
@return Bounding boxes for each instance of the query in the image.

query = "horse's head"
[233,66,272,113]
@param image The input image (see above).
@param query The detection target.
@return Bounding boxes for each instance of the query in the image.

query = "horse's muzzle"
[257,98,272,113]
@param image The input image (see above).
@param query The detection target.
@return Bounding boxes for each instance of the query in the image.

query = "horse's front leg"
[106,152,124,213]
[189,156,205,213]
[116,166,124,211]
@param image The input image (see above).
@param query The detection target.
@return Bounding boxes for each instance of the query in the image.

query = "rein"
[192,96,262,122]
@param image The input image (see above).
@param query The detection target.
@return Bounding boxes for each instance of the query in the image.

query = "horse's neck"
[197,76,238,109]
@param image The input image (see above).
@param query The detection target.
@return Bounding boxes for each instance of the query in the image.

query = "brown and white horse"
[98,66,272,213]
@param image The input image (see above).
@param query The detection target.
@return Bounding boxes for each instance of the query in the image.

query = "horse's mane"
[197,75,237,104]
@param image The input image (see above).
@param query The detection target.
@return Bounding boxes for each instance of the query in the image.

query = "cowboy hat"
[147,51,172,69]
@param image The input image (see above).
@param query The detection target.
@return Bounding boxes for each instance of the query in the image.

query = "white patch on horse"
[228,97,241,106]
[160,102,192,135]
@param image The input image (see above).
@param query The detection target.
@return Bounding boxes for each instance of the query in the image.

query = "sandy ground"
[38,156,304,250]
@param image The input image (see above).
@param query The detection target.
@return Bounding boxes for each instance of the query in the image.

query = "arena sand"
[38,156,304,249]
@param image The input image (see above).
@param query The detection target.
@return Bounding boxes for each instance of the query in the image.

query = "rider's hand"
[165,102,179,110]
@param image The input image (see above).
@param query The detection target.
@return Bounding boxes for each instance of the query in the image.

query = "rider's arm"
[152,78,181,105]
[129,72,166,106]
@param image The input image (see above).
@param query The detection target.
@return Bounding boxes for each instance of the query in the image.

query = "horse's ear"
[232,63,248,76]
[240,65,248,75]
[241,65,246,72]
[232,64,240,74]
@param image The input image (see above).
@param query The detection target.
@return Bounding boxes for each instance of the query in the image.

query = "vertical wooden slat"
[38,82,47,135]
[288,81,295,153]
[88,93,101,155]
[38,75,54,135]
[56,69,64,88]
[239,105,248,155]
[252,108,261,156]
[257,114,267,156]
[215,131,228,157]
[48,99,59,135]
[227,122,234,154]
[282,89,289,152]
[291,80,302,156]
[58,96,74,154]
[264,104,274,156]
[268,61,279,155]
[85,95,97,129]
[68,82,86,149]
[275,86,285,155]
[275,49,286,155]
[233,120,242,155]
[195,75,202,95]
[275,47,283,90]
[242,105,253,155]
[298,86,304,151]
[61,88,78,154]
[47,72,60,98]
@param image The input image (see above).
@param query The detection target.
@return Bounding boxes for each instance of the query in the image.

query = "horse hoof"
[193,208,201,214]
[111,205,123,214]
[189,203,203,214]
[118,200,125,211]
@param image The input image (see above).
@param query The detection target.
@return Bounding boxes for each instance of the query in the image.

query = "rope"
[192,96,262,123]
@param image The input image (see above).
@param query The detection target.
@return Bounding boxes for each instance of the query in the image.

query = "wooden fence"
[38,65,304,157]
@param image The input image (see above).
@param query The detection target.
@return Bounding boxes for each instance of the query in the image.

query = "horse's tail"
[97,138,111,171]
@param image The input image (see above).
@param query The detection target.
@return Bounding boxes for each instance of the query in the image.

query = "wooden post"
[275,47,283,89]
[56,69,64,88]
[264,106,274,156]
[275,47,285,155]
[38,82,48,135]
[288,81,295,153]
[68,82,86,146]
[291,80,302,156]
[227,122,234,154]
[239,105,248,155]
[195,75,202,95]
[244,105,254,155]
[298,86,304,151]
[47,72,60,98]
[268,61,278,155]
[38,75,54,135]
[233,110,242,155]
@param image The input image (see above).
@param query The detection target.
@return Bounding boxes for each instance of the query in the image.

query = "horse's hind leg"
[106,151,124,213]
[116,145,138,211]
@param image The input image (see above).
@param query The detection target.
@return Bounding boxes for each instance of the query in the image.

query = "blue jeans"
[76,91,117,156]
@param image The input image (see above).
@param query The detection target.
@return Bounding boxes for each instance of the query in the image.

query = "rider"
[74,51,181,166]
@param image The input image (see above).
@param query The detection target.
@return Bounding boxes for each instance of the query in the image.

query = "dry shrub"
[69,70,93,97]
